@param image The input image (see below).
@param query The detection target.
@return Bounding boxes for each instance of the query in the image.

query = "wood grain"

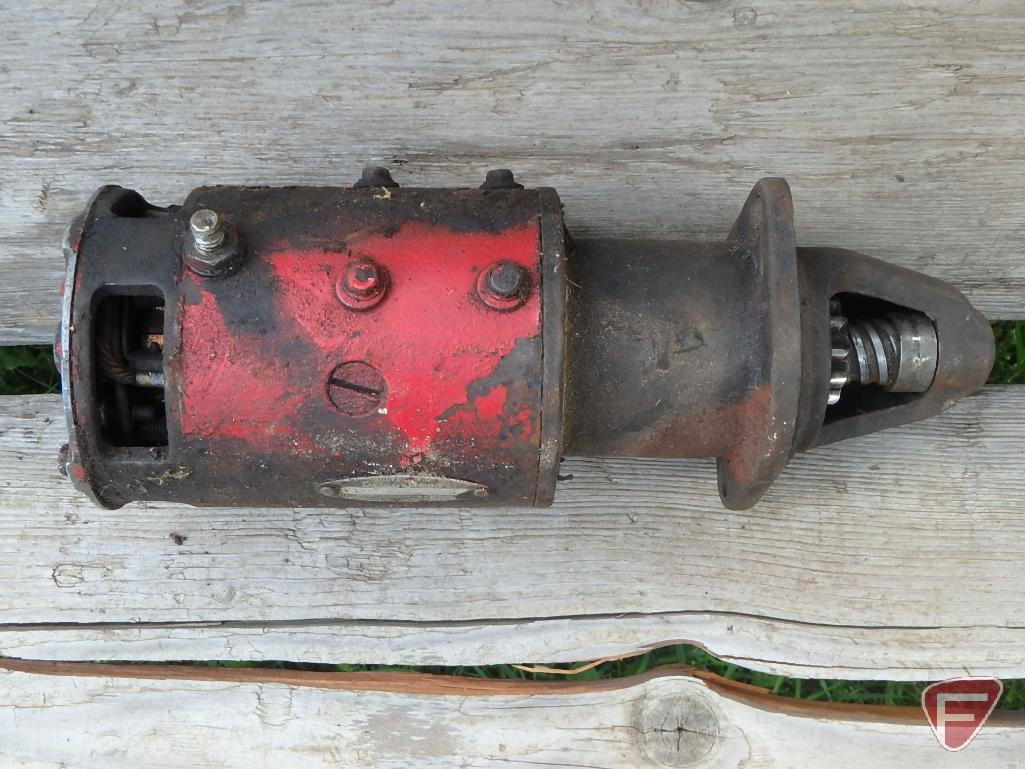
[3,0,1025,343]
[1,388,1023,678]
[2,664,1022,768]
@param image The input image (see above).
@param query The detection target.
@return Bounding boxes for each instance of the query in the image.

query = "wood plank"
[3,0,1025,344]
[1,388,1023,678]
[2,662,1023,768]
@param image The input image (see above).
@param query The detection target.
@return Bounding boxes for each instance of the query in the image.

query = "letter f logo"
[922,677,1002,751]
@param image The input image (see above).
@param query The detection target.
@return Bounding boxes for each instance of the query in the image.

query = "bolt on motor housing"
[58,174,995,510]
[60,180,566,508]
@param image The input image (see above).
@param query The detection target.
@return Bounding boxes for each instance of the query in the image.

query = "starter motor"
[57,170,994,510]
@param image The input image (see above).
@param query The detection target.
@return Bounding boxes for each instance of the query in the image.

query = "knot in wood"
[637,688,719,768]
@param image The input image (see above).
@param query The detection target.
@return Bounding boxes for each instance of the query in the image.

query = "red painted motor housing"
[59,182,567,508]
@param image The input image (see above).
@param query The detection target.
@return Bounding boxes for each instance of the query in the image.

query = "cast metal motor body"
[58,172,994,510]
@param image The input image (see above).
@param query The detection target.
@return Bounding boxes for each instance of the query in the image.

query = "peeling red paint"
[473,385,508,421]
[60,184,568,508]
[178,220,542,460]
[509,405,534,441]
[266,222,540,456]
[178,285,314,449]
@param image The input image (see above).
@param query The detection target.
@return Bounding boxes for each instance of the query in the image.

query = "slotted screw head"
[327,361,387,416]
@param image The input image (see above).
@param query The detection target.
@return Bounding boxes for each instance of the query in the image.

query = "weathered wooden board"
[1,388,1022,678]
[2,663,1023,768]
[3,0,1025,344]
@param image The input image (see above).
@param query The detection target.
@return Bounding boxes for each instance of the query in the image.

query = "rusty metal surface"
[63,185,567,508]
[563,180,802,509]
[534,188,569,505]
[60,177,994,511]
[717,179,802,509]
[561,178,992,509]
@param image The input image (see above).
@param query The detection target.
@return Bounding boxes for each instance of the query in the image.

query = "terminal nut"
[185,208,245,277]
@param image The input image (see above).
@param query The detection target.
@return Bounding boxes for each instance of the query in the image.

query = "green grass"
[0,345,59,394]
[159,645,1025,708]
[992,321,1025,384]
[6,322,1025,707]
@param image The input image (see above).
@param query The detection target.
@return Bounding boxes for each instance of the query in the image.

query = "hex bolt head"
[486,261,525,297]
[336,258,389,311]
[185,208,244,277]
[353,166,399,189]
[327,361,387,416]
[477,260,529,311]
[480,169,524,190]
